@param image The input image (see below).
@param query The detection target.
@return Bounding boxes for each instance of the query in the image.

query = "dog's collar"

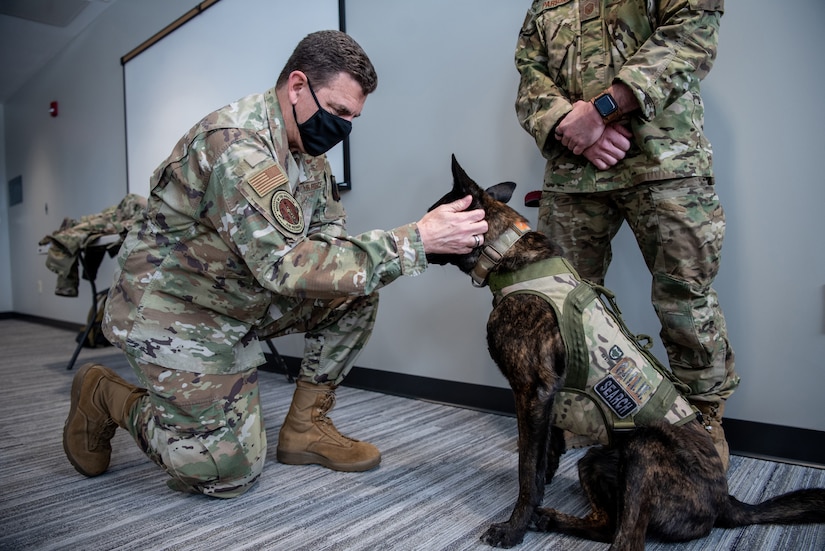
[470,221,531,287]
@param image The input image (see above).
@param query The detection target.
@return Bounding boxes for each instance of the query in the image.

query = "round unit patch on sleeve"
[272,189,304,235]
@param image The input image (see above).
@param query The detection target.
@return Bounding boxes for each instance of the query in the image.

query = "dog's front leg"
[609,448,653,551]
[481,390,552,548]
[545,424,565,482]
[532,446,617,543]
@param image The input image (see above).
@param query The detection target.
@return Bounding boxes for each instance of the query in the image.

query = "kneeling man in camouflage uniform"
[63,30,488,498]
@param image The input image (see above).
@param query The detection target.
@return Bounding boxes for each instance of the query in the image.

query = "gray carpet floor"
[1,318,823,550]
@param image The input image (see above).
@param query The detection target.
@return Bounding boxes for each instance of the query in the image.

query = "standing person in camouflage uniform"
[63,30,488,498]
[514,0,739,468]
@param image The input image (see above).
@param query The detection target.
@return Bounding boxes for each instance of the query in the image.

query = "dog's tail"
[716,489,825,527]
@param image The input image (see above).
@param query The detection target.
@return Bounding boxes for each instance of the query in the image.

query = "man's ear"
[287,70,308,104]
[486,182,517,204]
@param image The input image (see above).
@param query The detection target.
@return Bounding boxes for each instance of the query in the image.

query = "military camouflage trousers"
[259,294,379,386]
[119,294,378,497]
[125,357,266,498]
[537,176,740,402]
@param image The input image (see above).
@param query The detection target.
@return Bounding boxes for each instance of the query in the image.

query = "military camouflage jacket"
[515,0,724,192]
[103,88,427,374]
[40,194,146,297]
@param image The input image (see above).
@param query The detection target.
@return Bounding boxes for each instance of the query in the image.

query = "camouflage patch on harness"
[609,356,655,405]
[551,390,610,445]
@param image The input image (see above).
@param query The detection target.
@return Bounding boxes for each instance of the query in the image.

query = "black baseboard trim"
[262,353,825,469]
[724,419,825,469]
[263,353,516,415]
[3,312,82,332]
[6,314,822,470]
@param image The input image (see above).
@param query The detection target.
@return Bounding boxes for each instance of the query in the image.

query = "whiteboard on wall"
[123,0,341,197]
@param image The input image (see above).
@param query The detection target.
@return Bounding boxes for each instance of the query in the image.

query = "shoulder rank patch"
[580,0,599,21]
[248,164,288,197]
[271,189,304,235]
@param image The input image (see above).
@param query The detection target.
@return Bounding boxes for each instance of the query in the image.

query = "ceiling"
[0,0,117,104]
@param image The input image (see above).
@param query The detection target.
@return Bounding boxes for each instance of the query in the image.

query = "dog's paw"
[480,522,525,548]
[531,508,559,532]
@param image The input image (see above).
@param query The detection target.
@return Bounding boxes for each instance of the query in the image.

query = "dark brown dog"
[427,155,825,550]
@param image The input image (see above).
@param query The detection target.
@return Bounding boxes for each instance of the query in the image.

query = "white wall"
[342,0,825,432]
[2,0,200,324]
[2,0,824,432]
[123,0,342,198]
[701,3,825,430]
[340,0,543,391]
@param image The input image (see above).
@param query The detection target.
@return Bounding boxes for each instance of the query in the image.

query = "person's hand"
[582,124,633,170]
[418,195,488,255]
[554,100,604,155]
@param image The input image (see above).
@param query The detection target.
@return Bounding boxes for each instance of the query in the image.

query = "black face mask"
[293,79,352,156]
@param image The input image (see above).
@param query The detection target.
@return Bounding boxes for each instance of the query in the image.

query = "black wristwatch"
[591,92,622,124]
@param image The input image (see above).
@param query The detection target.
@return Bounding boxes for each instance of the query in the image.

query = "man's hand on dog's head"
[417,195,487,255]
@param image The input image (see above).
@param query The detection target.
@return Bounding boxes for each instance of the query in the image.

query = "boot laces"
[700,403,721,433]
[318,391,357,443]
[319,391,336,416]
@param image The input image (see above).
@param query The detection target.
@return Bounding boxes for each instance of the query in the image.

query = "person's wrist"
[591,91,622,124]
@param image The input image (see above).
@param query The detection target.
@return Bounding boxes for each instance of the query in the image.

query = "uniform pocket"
[535,5,580,86]
[152,393,252,487]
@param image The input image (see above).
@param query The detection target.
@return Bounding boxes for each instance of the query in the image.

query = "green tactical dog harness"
[488,257,697,446]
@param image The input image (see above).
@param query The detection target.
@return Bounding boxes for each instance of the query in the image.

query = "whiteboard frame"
[121,0,347,197]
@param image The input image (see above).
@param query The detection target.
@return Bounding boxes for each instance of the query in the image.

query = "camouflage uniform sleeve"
[615,0,724,121]
[205,140,427,300]
[305,156,349,240]
[514,5,573,155]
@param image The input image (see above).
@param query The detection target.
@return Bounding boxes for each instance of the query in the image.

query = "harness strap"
[560,282,593,391]
[471,222,531,287]
[488,257,576,293]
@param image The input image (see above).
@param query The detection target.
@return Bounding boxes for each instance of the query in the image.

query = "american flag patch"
[248,164,288,197]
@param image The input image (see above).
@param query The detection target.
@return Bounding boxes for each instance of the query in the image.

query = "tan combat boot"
[694,400,730,471]
[277,380,381,472]
[63,363,147,477]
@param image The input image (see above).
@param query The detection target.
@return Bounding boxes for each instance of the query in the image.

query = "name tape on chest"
[541,0,572,10]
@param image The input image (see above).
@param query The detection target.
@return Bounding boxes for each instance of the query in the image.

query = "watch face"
[594,94,618,117]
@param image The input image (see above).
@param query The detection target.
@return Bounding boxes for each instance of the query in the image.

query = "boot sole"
[276,449,381,472]
[63,363,108,477]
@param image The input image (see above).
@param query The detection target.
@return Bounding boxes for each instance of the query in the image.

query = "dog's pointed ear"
[451,154,475,196]
[485,181,517,204]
